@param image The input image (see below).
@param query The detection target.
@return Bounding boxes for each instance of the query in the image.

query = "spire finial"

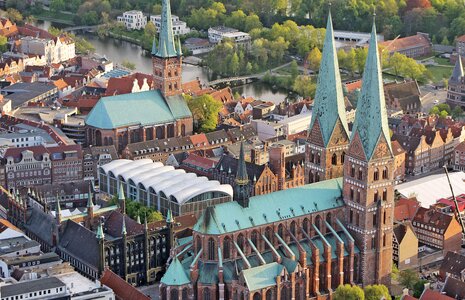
[96,221,105,239]
[87,183,94,208]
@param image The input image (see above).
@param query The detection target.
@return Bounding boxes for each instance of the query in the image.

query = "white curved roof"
[162,176,209,198]
[101,159,132,174]
[105,159,233,204]
[131,166,175,186]
[172,181,233,204]
[140,169,186,190]
[120,162,163,181]
[112,159,153,179]
[157,174,204,196]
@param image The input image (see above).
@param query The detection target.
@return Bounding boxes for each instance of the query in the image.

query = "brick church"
[160,12,394,300]
[85,0,193,152]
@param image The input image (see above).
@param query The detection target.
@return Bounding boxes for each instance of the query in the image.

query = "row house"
[1,144,84,190]
[412,207,462,255]
[0,18,18,39]
[19,34,75,64]
[83,145,118,181]
[393,222,418,270]
[0,58,25,77]
[453,141,465,171]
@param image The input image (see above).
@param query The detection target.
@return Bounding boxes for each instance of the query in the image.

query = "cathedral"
[160,10,394,300]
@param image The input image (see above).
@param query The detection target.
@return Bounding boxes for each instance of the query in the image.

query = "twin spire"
[312,11,391,161]
[351,20,392,160]
[309,10,349,147]
[152,0,182,58]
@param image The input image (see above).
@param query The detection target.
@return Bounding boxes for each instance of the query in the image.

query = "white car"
[434,100,439,104]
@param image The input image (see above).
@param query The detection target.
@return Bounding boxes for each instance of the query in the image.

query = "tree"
[413,280,428,298]
[429,106,440,115]
[6,8,23,24]
[0,36,7,52]
[439,109,449,118]
[50,0,65,13]
[292,75,315,98]
[399,269,419,290]
[185,94,222,132]
[48,27,62,36]
[290,60,299,80]
[307,47,322,73]
[452,106,463,119]
[391,263,400,282]
[230,52,240,75]
[333,284,365,300]
[122,60,136,70]
[355,48,368,74]
[364,285,390,300]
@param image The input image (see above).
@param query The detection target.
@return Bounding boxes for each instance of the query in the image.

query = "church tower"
[306,10,349,184]
[235,141,250,208]
[152,0,183,97]
[343,19,394,286]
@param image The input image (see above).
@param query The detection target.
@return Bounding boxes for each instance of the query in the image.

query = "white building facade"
[117,10,147,30]
[208,26,251,46]
[19,36,75,64]
[150,14,190,35]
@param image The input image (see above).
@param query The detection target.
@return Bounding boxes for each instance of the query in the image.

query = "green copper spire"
[166,208,173,224]
[121,215,127,235]
[451,55,464,82]
[351,20,392,160]
[154,0,178,58]
[309,10,349,147]
[151,36,158,55]
[87,184,94,208]
[235,141,250,208]
[96,221,104,239]
[118,183,125,201]
[235,141,249,184]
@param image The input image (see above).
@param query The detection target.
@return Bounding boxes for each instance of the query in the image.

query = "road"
[420,85,447,113]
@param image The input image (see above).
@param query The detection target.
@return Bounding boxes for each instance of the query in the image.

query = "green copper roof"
[351,21,392,160]
[194,178,344,235]
[166,208,173,223]
[87,184,93,208]
[451,55,464,82]
[121,215,127,235]
[236,141,249,183]
[85,90,191,130]
[242,263,284,292]
[96,222,104,239]
[154,0,178,58]
[309,11,349,147]
[161,257,191,286]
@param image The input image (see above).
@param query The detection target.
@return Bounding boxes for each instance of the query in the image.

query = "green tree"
[292,75,316,98]
[0,36,7,52]
[413,280,427,298]
[429,106,440,115]
[391,263,400,282]
[48,27,62,36]
[185,94,222,132]
[399,269,419,290]
[74,36,95,54]
[441,36,450,45]
[50,0,65,13]
[333,284,365,300]
[290,60,299,80]
[364,284,390,300]
[122,60,136,70]
[452,106,463,119]
[307,47,322,72]
[6,8,23,24]
[152,4,162,15]
[355,47,368,74]
[439,109,449,118]
[230,52,240,75]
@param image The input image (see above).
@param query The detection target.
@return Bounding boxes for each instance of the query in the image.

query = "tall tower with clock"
[306,11,350,183]
[152,0,183,97]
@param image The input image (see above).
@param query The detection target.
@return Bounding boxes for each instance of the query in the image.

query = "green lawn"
[433,56,453,66]
[33,11,75,26]
[426,65,453,83]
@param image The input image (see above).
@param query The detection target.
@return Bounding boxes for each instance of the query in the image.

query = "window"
[373,190,379,202]
[350,210,353,223]
[382,167,388,179]
[223,237,231,259]
[383,189,387,201]
[331,153,337,165]
[374,168,379,181]
[358,168,363,180]
[350,188,354,201]
[373,213,377,226]
[351,164,355,177]
[371,237,376,249]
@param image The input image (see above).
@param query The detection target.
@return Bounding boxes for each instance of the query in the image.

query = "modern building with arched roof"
[99,159,233,217]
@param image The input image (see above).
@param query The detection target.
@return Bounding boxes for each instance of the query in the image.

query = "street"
[420,85,447,113]
[138,284,159,299]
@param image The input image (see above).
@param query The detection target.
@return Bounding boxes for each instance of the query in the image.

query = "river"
[36,21,291,104]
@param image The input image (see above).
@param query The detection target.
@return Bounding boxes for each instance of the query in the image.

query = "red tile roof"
[420,289,454,300]
[344,80,362,93]
[18,24,55,40]
[182,153,216,170]
[395,197,420,222]
[380,34,431,53]
[105,73,153,96]
[209,87,234,103]
[100,268,150,300]
[457,35,465,43]
[182,79,202,94]
[189,133,210,147]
